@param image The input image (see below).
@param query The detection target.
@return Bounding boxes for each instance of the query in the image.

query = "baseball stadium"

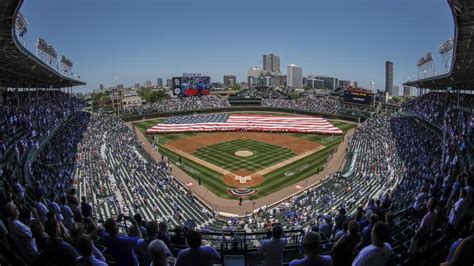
[1,0,474,266]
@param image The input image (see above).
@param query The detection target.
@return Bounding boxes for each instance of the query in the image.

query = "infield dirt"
[165,132,322,154]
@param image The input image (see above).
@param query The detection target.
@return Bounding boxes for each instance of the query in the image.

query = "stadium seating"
[0,91,473,266]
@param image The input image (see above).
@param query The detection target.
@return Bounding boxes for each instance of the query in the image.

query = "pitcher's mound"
[234,150,254,157]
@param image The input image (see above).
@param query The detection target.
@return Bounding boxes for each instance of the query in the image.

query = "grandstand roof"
[404,0,474,89]
[0,0,86,88]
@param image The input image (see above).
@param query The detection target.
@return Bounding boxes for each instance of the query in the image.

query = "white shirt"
[352,243,392,266]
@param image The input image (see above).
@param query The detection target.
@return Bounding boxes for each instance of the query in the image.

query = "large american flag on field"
[146,114,343,135]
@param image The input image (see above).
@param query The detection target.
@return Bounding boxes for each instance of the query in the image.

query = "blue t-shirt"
[259,238,288,266]
[101,232,139,266]
[290,255,334,266]
[175,246,221,266]
[446,238,461,262]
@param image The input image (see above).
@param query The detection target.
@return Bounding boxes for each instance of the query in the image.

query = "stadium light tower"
[36,38,58,69]
[60,55,73,75]
[15,12,29,47]
[416,53,435,79]
[439,38,454,73]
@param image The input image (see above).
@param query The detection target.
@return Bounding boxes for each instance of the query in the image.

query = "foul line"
[163,143,326,181]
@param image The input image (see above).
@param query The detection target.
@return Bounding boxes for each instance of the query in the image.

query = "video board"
[172,73,210,96]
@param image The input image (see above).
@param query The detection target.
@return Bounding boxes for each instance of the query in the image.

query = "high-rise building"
[338,80,351,89]
[312,75,338,90]
[144,80,152,88]
[247,67,263,86]
[263,53,280,73]
[403,86,411,97]
[275,75,287,87]
[352,81,358,88]
[99,84,104,90]
[166,78,173,88]
[385,61,394,94]
[306,78,324,89]
[223,75,237,87]
[287,64,303,89]
[157,78,163,87]
[134,83,140,89]
[391,86,400,97]
[116,84,124,90]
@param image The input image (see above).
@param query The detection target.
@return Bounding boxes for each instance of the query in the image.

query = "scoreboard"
[343,90,374,106]
[172,73,211,97]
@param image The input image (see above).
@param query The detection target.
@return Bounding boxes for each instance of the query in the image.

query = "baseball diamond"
[135,114,355,199]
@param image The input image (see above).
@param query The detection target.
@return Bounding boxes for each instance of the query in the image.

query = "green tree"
[231,83,241,91]
[148,90,169,102]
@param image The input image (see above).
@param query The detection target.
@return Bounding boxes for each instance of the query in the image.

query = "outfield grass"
[134,115,356,199]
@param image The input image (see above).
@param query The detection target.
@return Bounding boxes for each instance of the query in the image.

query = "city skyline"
[20,0,453,93]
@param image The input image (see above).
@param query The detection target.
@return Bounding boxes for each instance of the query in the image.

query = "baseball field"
[135,113,355,199]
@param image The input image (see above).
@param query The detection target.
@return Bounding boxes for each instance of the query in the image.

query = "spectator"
[358,214,379,249]
[76,236,108,266]
[43,219,80,265]
[448,188,468,228]
[175,230,220,266]
[60,196,75,230]
[445,221,474,262]
[148,239,172,266]
[409,198,438,254]
[48,193,64,222]
[352,222,392,266]
[290,231,333,266]
[441,235,474,266]
[34,193,49,225]
[157,221,172,250]
[137,220,166,266]
[170,227,187,246]
[5,203,39,264]
[259,224,287,266]
[101,217,141,266]
[331,221,360,266]
[128,213,147,238]
[81,196,92,218]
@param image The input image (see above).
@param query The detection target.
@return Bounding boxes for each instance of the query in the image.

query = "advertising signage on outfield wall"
[343,89,374,106]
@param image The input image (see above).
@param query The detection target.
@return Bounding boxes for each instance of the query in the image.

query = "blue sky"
[21,0,453,92]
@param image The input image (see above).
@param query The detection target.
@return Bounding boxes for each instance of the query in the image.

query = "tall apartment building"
[385,61,394,94]
[263,53,281,73]
[287,64,303,89]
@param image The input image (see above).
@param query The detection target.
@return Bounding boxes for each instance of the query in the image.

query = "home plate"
[186,182,193,187]
[295,185,303,189]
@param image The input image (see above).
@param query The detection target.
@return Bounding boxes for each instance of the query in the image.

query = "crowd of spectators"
[402,92,450,125]
[0,91,84,168]
[0,89,473,265]
[236,88,290,99]
[122,95,230,116]
[262,97,340,114]
[74,113,216,228]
